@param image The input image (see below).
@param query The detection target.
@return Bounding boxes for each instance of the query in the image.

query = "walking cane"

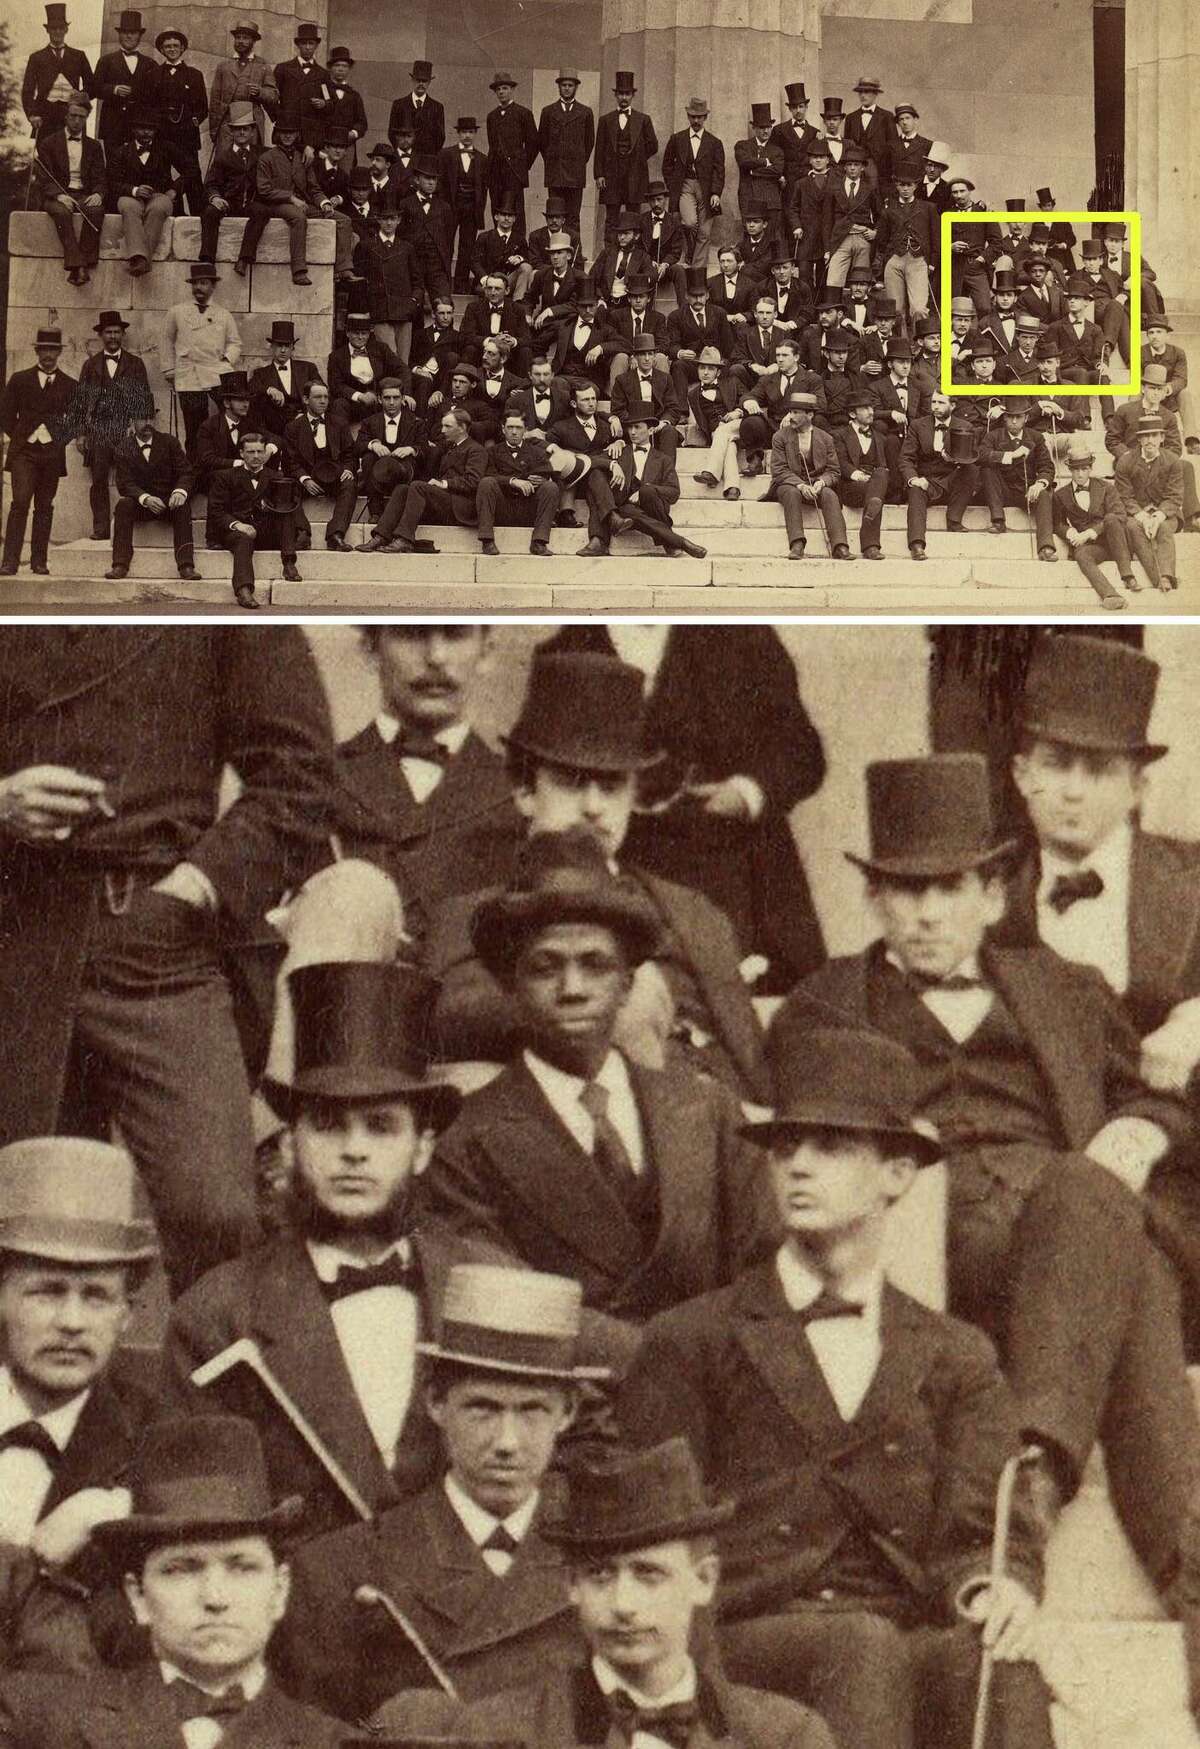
[23,119,42,214]
[354,1587,460,1698]
[970,1446,1043,1749]
[28,136,104,233]
[797,437,833,557]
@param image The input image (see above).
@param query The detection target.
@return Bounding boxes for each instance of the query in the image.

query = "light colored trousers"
[883,251,930,326]
[118,190,174,261]
[686,411,742,489]
[678,178,715,269]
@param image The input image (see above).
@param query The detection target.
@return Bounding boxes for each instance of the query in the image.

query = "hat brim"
[417,1341,611,1383]
[472,889,663,978]
[260,1071,462,1130]
[1019,719,1168,764]
[0,1232,158,1267]
[500,731,664,775]
[543,1497,736,1553]
[740,1108,942,1166]
[844,839,1018,881]
[94,1495,304,1557]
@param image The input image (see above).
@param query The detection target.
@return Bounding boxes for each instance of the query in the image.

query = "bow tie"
[167,1679,246,1724]
[607,1692,698,1748]
[320,1249,419,1303]
[1048,868,1104,914]
[0,1419,61,1465]
[482,1522,520,1555]
[792,1290,867,1328]
[395,730,451,762]
[906,969,985,994]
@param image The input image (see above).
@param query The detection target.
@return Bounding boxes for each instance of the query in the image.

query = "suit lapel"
[733,1262,848,1444]
[84,1665,186,1749]
[629,1063,707,1269]
[983,944,1095,1148]
[1129,831,1200,1014]
[44,1373,140,1512]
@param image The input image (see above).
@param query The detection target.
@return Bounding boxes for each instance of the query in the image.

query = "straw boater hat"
[261,960,461,1129]
[744,1028,941,1164]
[1019,634,1166,763]
[543,1437,734,1554]
[0,1137,158,1266]
[419,1264,610,1381]
[94,1415,302,1560]
[845,753,1017,880]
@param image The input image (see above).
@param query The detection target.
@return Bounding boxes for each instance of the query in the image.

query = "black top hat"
[613,70,636,94]
[261,961,461,1128]
[471,828,663,981]
[327,45,353,64]
[93,1415,302,1560]
[542,1438,734,1554]
[268,320,297,344]
[504,652,664,777]
[273,107,303,133]
[769,244,792,267]
[574,276,598,302]
[93,309,129,331]
[969,334,996,358]
[992,269,1018,293]
[746,1027,942,1163]
[817,293,843,311]
[1035,186,1053,204]
[411,59,433,79]
[1020,634,1166,762]
[45,3,68,23]
[217,370,250,399]
[155,27,185,50]
[886,338,913,360]
[826,326,854,349]
[784,82,807,105]
[822,96,843,115]
[188,262,219,281]
[1027,222,1051,241]
[871,296,897,317]
[1080,240,1104,258]
[749,102,774,127]
[1005,198,1024,212]
[115,8,143,30]
[323,124,350,148]
[1066,274,1095,297]
[685,264,708,294]
[847,754,1015,881]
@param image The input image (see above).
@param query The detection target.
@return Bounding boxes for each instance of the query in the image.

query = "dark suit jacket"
[0,1664,346,1749]
[93,49,159,146]
[273,57,334,147]
[508,380,574,432]
[283,412,357,486]
[553,313,615,378]
[192,412,247,488]
[249,358,324,436]
[741,368,826,429]
[640,210,686,268]
[835,421,890,478]
[844,104,900,179]
[355,407,426,469]
[353,233,423,325]
[734,136,785,216]
[826,173,880,248]
[687,377,742,442]
[876,196,938,264]
[890,130,934,186]
[459,298,532,371]
[424,1054,776,1370]
[437,144,488,224]
[610,366,683,427]
[770,423,839,492]
[207,464,295,541]
[113,429,193,502]
[899,415,965,482]
[618,1263,1042,1626]
[1114,448,1184,520]
[661,127,725,207]
[157,61,208,144]
[789,172,832,255]
[799,321,862,374]
[203,140,262,211]
[472,227,531,285]
[591,243,655,306]
[399,191,456,279]
[22,45,93,123]
[869,374,931,436]
[275,1480,579,1719]
[370,1657,835,1749]
[327,340,405,411]
[486,102,540,192]
[33,128,106,207]
[0,367,77,476]
[1050,477,1121,544]
[1050,315,1106,377]
[610,442,678,508]
[666,303,736,363]
[390,92,446,155]
[254,143,324,205]
[537,100,594,187]
[770,118,822,190]
[593,109,657,204]
[1017,281,1068,327]
[67,349,151,445]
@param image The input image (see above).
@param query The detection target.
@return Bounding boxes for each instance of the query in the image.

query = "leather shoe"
[988,520,1007,534]
[480,538,500,555]
[104,566,128,580]
[177,565,201,581]
[385,537,418,553]
[292,271,312,286]
[609,515,633,536]
[30,562,49,575]
[294,532,311,550]
[555,509,580,528]
[0,563,18,577]
[1038,546,1058,563]
[723,487,741,500]
[1123,573,1143,591]
[788,542,805,560]
[282,561,301,581]
[694,470,718,489]
[529,540,550,555]
[1101,593,1127,611]
[326,533,350,551]
[832,544,852,560]
[358,535,386,553]
[862,546,883,561]
[234,583,260,609]
[579,538,609,557]
[233,259,250,277]
[681,539,706,559]
[91,526,109,542]
[910,543,927,561]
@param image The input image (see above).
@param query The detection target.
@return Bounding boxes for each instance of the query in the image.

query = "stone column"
[600,0,821,232]
[1125,0,1200,308]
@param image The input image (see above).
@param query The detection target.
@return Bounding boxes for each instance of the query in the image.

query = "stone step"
[1041,1621,1198,1749]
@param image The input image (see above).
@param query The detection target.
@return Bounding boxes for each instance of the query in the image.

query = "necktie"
[607,1692,698,1749]
[906,968,984,994]
[482,1522,519,1555]
[320,1250,418,1304]
[228,425,238,446]
[167,1680,246,1724]
[0,1420,61,1464]
[1048,868,1104,914]
[633,314,641,335]
[793,1291,867,1328]
[579,1082,637,1193]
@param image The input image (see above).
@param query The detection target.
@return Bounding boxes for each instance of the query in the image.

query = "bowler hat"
[328,45,353,65]
[1066,274,1095,297]
[268,320,297,344]
[455,116,477,131]
[1143,363,1169,388]
[1001,397,1029,417]
[684,96,709,114]
[273,108,303,134]
[544,195,568,213]
[411,59,433,79]
[1036,186,1054,204]
[871,296,897,317]
[1021,634,1166,762]
[471,828,663,980]
[262,961,460,1128]
[848,387,875,409]
[969,335,996,358]
[630,334,657,354]
[129,109,156,131]
[503,652,663,776]
[155,27,185,50]
[1143,313,1172,331]
[1005,198,1024,212]
[348,167,372,189]
[115,9,143,30]
[419,1265,610,1382]
[1028,222,1051,241]
[94,1415,302,1558]
[913,316,938,339]
[294,21,321,40]
[822,97,843,117]
[93,309,129,332]
[769,244,792,268]
[615,209,640,232]
[217,370,251,399]
[35,328,63,347]
[543,1438,733,1554]
[0,1137,157,1266]
[413,155,439,178]
[949,296,975,316]
[1036,334,1061,358]
[846,754,1015,881]
[750,102,774,127]
[806,141,830,159]
[369,140,395,160]
[745,1028,942,1163]
[451,361,480,383]
[187,262,218,282]
[647,179,668,197]
[323,125,350,149]
[784,82,807,105]
[613,71,636,94]
[489,72,517,90]
[697,345,723,365]
[227,101,255,128]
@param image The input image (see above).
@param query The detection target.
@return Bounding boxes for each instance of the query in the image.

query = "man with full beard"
[163,959,502,1540]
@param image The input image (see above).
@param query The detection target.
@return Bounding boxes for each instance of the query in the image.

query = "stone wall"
[7,212,336,544]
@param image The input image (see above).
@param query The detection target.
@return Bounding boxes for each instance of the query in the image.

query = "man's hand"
[709,195,721,213]
[84,193,103,208]
[339,467,355,484]
[1065,527,1085,549]
[152,860,217,909]
[961,1576,1040,1664]
[509,477,534,496]
[851,467,871,483]
[59,193,78,212]
[134,183,154,201]
[891,410,906,425]
[1027,480,1046,503]
[1086,1116,1170,1195]
[231,518,257,536]
[605,439,624,460]
[862,360,883,376]
[0,766,110,843]
[691,777,758,820]
[612,959,675,1069]
[585,344,602,365]
[302,477,322,497]
[743,398,763,416]
[678,348,696,362]
[909,475,929,490]
[210,195,229,212]
[609,415,623,439]
[113,83,132,98]
[430,477,447,490]
[142,493,166,515]
[31,1489,132,1568]
[1140,998,1200,1093]
[167,489,188,510]
[428,390,445,409]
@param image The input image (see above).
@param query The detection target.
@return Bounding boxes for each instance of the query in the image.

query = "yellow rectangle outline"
[938,210,1141,397]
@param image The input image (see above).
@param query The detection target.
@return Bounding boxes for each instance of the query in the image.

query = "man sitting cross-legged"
[274,1264,605,1720]
[369,1437,835,1749]
[0,1415,346,1746]
[766,752,1200,1610]
[618,1030,1056,1749]
[106,402,200,581]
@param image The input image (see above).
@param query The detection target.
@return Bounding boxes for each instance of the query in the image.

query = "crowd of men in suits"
[2,626,1200,1749]
[7,7,1198,593]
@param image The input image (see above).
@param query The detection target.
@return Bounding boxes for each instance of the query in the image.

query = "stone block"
[273,578,556,608]
[236,311,335,372]
[171,215,339,266]
[249,262,338,315]
[708,558,821,588]
[547,585,661,611]
[8,256,134,313]
[131,263,252,314]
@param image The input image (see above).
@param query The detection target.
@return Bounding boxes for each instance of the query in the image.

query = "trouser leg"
[326,476,359,539]
[239,205,271,263]
[911,1623,1054,1749]
[1100,514,1132,575]
[118,194,150,260]
[819,484,848,548]
[1,457,37,567]
[580,469,616,541]
[906,483,929,546]
[170,500,195,569]
[846,468,888,548]
[721,1609,915,1749]
[88,441,117,537]
[946,463,978,525]
[143,190,175,258]
[1030,488,1054,548]
[1155,516,1179,576]
[111,495,140,569]
[777,482,807,545]
[530,478,558,542]
[227,531,256,594]
[1073,538,1123,602]
[331,212,354,276]
[27,458,59,567]
[279,202,308,271]
[883,255,909,323]
[1125,516,1161,585]
[711,421,741,488]
[176,390,214,456]
[200,202,226,260]
[827,234,868,287]
[475,475,504,539]
[44,198,96,269]
[980,466,1006,523]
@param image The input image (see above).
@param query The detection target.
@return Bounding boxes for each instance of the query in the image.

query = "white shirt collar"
[305,1236,412,1283]
[774,1246,883,1328]
[592,1654,697,1709]
[1038,818,1132,891]
[443,1470,539,1549]
[0,1365,90,1451]
[159,1659,268,1702]
[884,946,982,983]
[375,712,470,755]
[523,1046,624,1111]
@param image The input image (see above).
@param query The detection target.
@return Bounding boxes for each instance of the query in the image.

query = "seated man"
[282,378,359,554]
[665,272,735,399]
[737,335,827,467]
[424,828,775,1374]
[1105,363,1200,532]
[591,212,654,310]
[732,295,787,396]
[329,307,405,425]
[605,275,672,396]
[771,391,850,561]
[508,356,575,438]
[274,1264,599,1718]
[0,1414,345,1745]
[249,321,324,441]
[707,245,756,325]
[1114,414,1183,591]
[470,199,533,303]
[420,651,770,1105]
[355,376,425,520]
[194,370,263,504]
[238,107,351,287]
[1143,312,1197,453]
[409,297,464,418]
[899,394,983,559]
[618,1033,1054,1749]
[579,413,704,560]
[109,110,178,277]
[207,428,301,610]
[365,405,486,555]
[1052,278,1107,385]
[551,281,618,392]
[767,751,1200,1608]
[476,410,558,557]
[459,273,532,378]
[799,295,861,374]
[105,402,199,581]
[641,179,689,308]
[199,100,261,264]
[1051,437,1136,607]
[817,326,869,432]
[610,337,684,461]
[685,346,743,499]
[978,398,1057,559]
[165,960,474,1537]
[474,338,525,442]
[0,1139,160,1667]
[528,234,581,340]
[34,92,105,286]
[370,1438,834,1749]
[833,389,888,561]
